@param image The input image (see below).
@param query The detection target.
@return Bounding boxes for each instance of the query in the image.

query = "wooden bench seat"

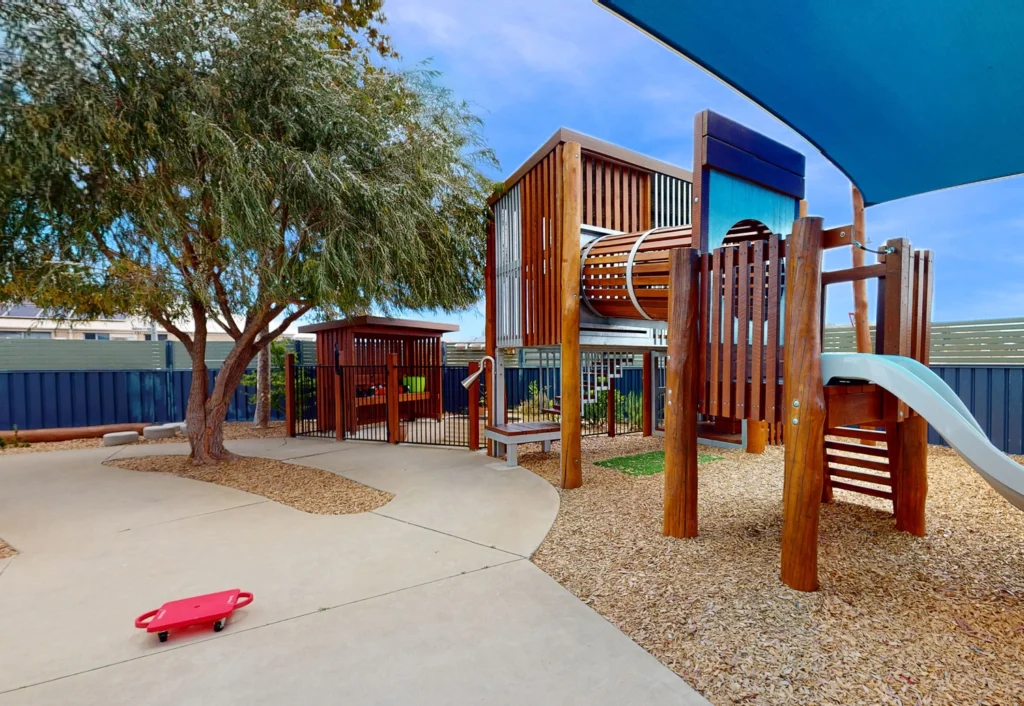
[484,422,561,467]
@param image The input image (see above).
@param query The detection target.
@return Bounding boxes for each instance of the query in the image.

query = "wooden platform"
[485,421,561,436]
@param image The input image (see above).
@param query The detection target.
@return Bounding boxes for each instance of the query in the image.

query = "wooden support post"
[468,361,480,451]
[387,352,400,444]
[642,351,653,437]
[285,353,296,437]
[781,217,826,592]
[851,187,878,446]
[607,375,616,438]
[560,142,583,489]
[664,248,700,539]
[851,187,872,354]
[334,369,344,442]
[745,420,767,454]
[895,414,928,535]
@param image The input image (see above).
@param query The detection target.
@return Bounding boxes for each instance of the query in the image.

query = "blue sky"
[383,0,1024,341]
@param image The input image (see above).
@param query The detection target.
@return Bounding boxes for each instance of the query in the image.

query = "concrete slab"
[294,443,559,557]
[0,439,706,705]
[0,450,258,551]
[1,561,707,706]
[0,496,512,692]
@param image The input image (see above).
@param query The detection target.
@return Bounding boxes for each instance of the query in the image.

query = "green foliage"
[0,427,30,450]
[582,389,644,425]
[1,0,496,327]
[595,451,723,477]
[0,0,497,449]
[515,379,554,419]
[241,339,288,414]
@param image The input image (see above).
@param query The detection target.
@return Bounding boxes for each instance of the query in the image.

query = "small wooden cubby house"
[297,316,457,435]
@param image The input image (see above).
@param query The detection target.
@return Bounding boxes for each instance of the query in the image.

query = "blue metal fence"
[3,365,1023,455]
[0,369,282,431]
[929,367,1024,455]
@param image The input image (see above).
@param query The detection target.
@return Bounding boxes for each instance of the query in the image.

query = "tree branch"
[149,308,193,353]
[257,304,312,348]
[210,267,242,338]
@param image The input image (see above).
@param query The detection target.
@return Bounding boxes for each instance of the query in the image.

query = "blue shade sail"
[596,0,1024,206]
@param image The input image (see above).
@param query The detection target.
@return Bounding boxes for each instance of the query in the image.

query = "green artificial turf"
[594,450,722,477]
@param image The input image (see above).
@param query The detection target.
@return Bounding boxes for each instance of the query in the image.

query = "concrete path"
[0,438,707,705]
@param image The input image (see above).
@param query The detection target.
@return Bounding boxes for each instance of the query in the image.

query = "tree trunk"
[187,345,255,464]
[253,326,271,428]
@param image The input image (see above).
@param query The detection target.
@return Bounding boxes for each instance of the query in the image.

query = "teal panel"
[707,171,798,250]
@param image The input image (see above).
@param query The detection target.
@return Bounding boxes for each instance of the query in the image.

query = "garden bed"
[517,437,1024,705]
[106,453,392,515]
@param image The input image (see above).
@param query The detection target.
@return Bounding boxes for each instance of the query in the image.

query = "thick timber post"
[895,415,928,535]
[781,217,826,592]
[663,248,700,538]
[560,142,583,489]
[745,420,768,454]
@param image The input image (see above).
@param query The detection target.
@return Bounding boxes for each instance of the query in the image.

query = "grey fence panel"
[825,318,1024,365]
[0,340,165,371]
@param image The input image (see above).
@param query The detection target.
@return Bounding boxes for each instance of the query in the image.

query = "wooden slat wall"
[698,234,786,424]
[580,152,651,233]
[518,146,563,348]
[580,226,693,320]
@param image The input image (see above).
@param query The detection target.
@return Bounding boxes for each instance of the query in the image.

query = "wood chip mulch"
[0,539,16,559]
[518,436,1024,705]
[105,454,392,515]
[0,421,286,456]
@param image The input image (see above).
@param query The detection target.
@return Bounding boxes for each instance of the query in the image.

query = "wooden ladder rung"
[825,453,890,473]
[824,440,889,458]
[829,480,894,500]
[827,466,892,487]
[827,426,886,442]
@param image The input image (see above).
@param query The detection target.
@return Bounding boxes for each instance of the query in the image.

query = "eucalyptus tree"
[1,0,495,462]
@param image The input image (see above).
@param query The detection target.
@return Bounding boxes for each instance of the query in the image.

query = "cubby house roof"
[298,316,458,337]
[496,127,693,202]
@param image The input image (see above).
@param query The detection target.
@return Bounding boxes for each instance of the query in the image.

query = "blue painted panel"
[706,171,797,250]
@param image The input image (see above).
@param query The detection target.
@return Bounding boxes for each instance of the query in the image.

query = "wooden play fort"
[484,110,937,591]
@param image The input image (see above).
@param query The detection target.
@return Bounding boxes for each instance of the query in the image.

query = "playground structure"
[486,127,764,452]
[485,108,1024,592]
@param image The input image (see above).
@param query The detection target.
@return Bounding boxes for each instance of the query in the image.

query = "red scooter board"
[135,589,253,642]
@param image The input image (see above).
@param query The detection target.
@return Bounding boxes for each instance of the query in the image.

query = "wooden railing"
[697,233,786,424]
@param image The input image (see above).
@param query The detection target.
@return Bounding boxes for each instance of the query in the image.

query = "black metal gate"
[290,363,484,447]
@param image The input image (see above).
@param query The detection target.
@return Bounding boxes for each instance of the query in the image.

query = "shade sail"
[596,0,1024,206]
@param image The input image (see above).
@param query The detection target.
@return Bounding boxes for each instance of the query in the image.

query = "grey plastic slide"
[820,353,1024,512]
